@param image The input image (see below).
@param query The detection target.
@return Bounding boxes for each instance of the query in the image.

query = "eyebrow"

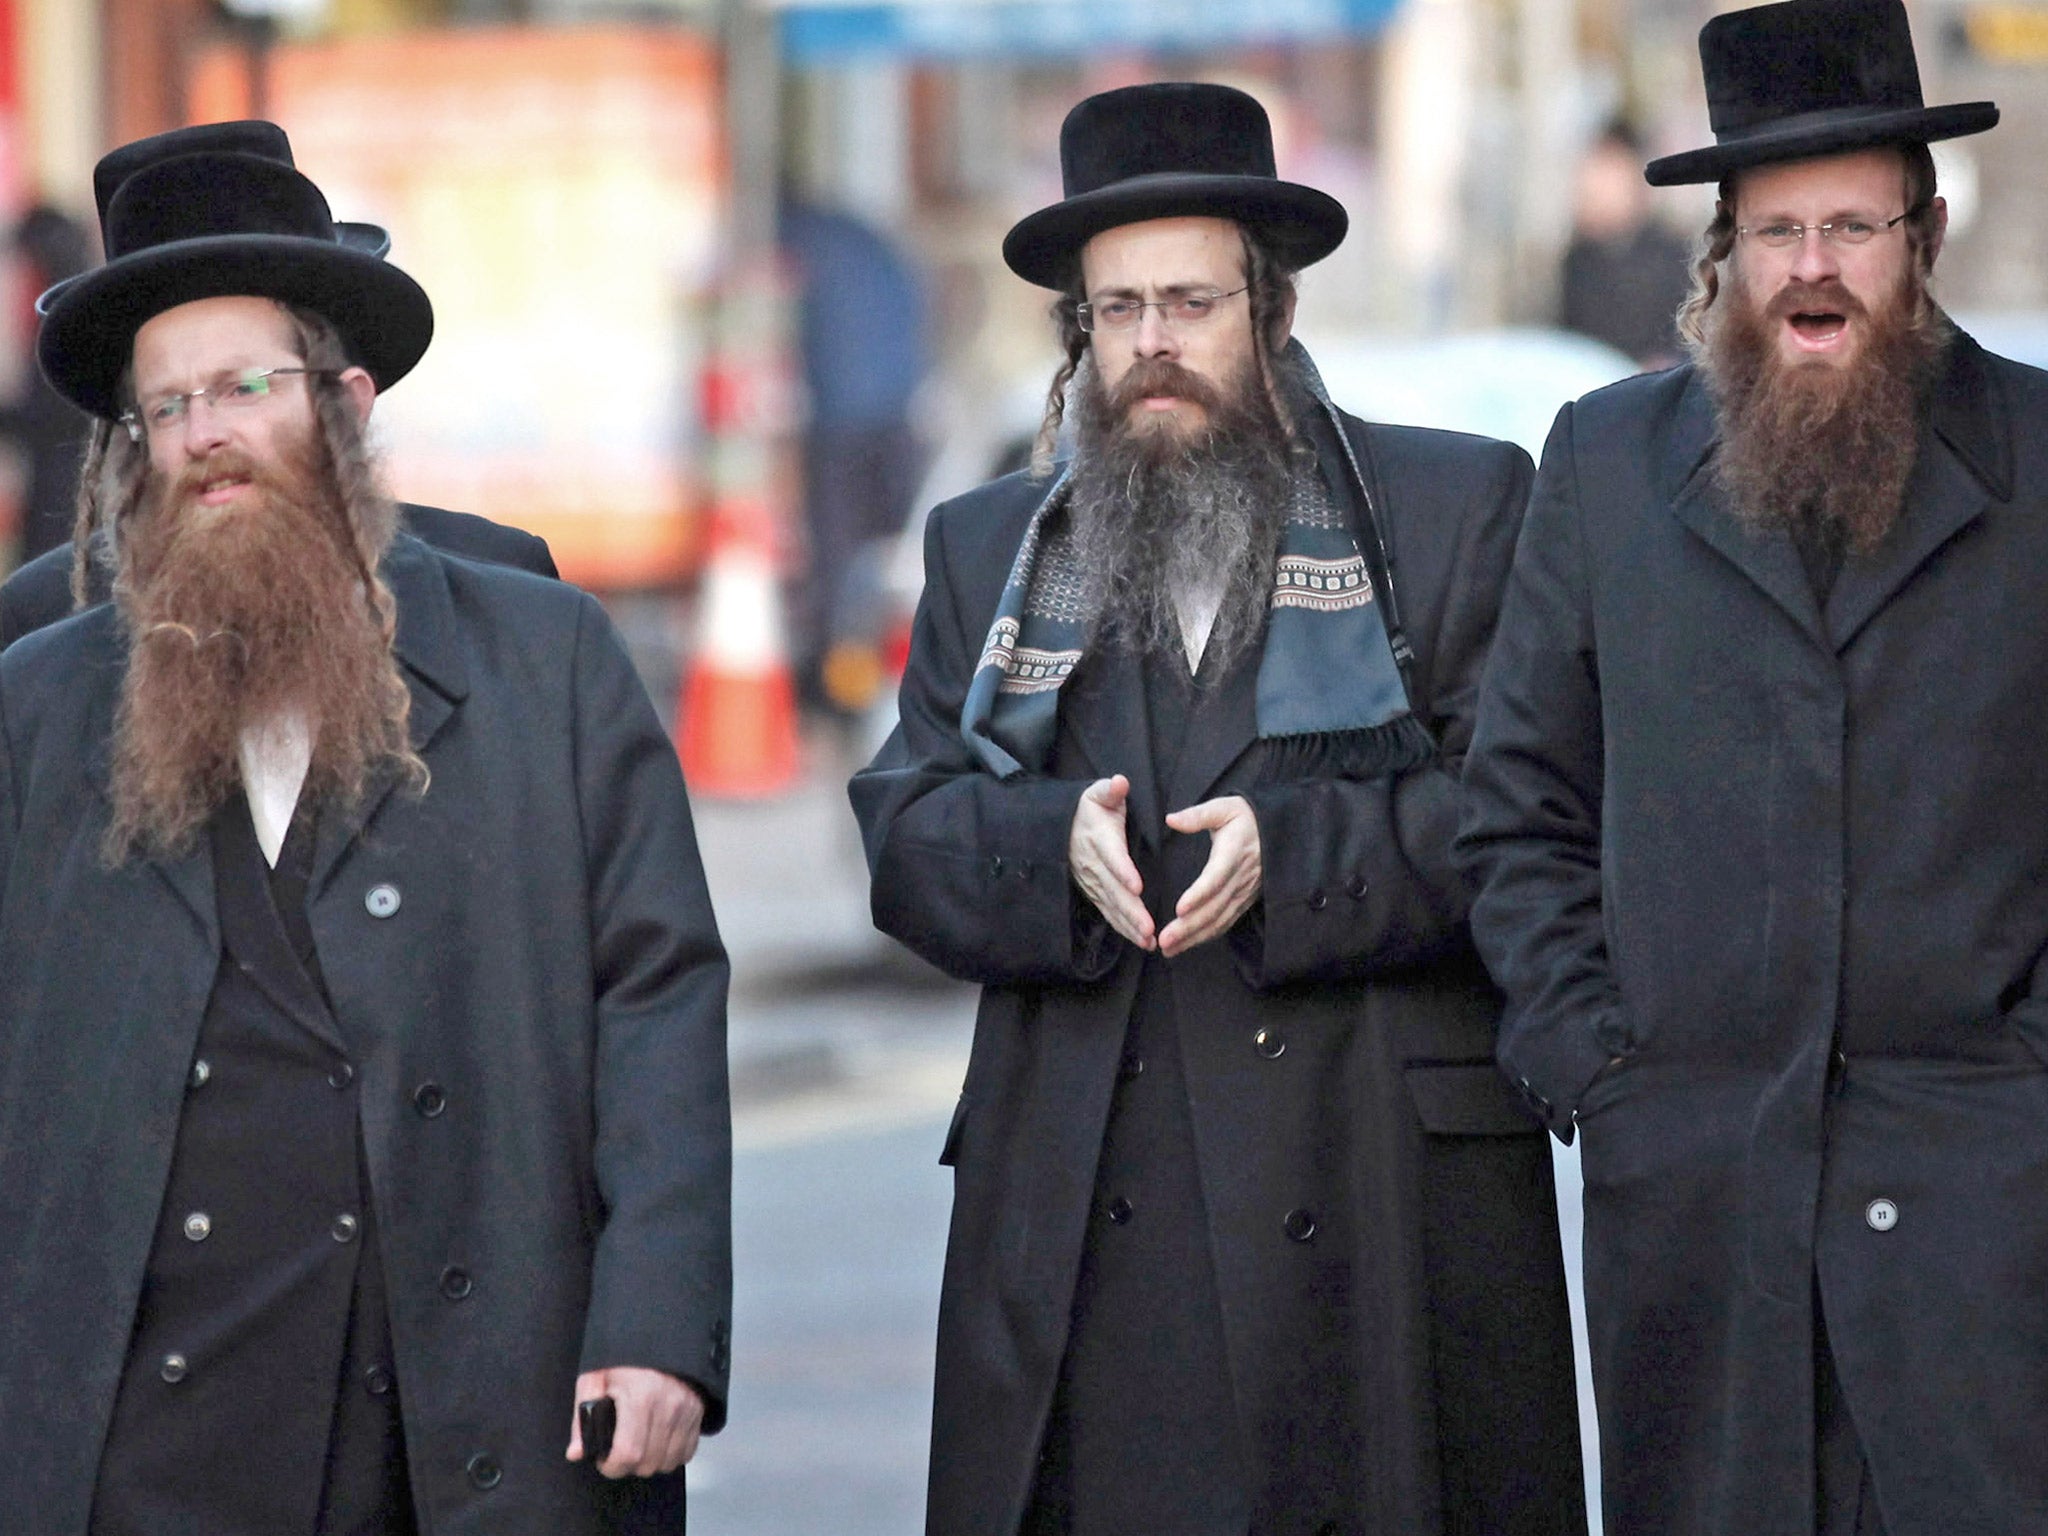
[1086,280,1235,301]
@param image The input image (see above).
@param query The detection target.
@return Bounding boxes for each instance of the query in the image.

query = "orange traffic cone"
[677,506,800,798]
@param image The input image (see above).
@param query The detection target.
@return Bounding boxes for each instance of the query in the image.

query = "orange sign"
[191,27,727,588]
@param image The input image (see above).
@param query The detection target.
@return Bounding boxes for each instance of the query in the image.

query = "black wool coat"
[852,411,1587,1536]
[0,535,731,1535]
[0,501,559,650]
[1460,334,2048,1536]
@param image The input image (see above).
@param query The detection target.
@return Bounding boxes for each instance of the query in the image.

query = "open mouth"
[1786,310,1849,350]
[191,473,254,507]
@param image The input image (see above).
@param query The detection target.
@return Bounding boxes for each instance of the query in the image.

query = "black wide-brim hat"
[39,131,431,421]
[1003,82,1348,290]
[1645,0,1997,187]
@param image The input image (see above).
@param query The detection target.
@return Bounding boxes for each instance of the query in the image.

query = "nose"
[177,397,232,456]
[1132,303,1180,359]
[1786,225,1842,284]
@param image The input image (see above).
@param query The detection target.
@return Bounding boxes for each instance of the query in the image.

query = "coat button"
[328,1062,355,1090]
[1306,889,1328,911]
[183,1212,212,1243]
[988,854,1005,878]
[364,883,402,919]
[413,1082,448,1118]
[1118,1056,1145,1082]
[1283,1208,1317,1242]
[332,1213,360,1244]
[1865,1198,1899,1233]
[188,1058,211,1090]
[363,1363,395,1397]
[1107,1196,1134,1225]
[1345,874,1368,900]
[160,1352,190,1384]
[465,1452,502,1491]
[1254,1027,1285,1059]
[440,1265,473,1300]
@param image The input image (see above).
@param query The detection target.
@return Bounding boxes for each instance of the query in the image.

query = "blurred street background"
[5,0,2048,1529]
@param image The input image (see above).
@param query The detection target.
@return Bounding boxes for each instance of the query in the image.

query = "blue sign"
[780,0,1405,62]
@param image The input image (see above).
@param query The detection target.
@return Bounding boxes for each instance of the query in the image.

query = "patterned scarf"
[959,342,1434,784]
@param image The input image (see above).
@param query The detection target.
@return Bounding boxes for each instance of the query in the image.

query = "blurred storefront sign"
[188,26,726,589]
[1956,2,2048,62]
[770,0,1403,63]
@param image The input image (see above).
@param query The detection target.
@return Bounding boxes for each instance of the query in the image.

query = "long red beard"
[1699,260,1949,553]
[104,442,410,862]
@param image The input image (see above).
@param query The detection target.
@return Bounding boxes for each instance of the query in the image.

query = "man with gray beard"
[852,82,1585,1536]
[1460,3,2048,1532]
[0,124,731,1535]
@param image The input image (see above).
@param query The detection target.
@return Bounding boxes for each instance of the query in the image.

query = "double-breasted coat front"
[0,536,732,1535]
[852,411,1586,1536]
[1461,334,2048,1535]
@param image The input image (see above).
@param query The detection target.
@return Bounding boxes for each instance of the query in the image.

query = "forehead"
[131,295,298,389]
[1079,216,1247,292]
[1734,148,1907,214]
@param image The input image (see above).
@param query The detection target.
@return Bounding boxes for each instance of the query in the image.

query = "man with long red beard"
[0,128,730,1534]
[1461,2,2048,1532]
[853,82,1585,1536]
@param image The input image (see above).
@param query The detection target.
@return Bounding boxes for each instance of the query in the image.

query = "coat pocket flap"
[1405,1062,1543,1136]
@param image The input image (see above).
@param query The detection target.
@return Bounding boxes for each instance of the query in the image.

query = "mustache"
[1104,358,1228,419]
[1765,278,1869,324]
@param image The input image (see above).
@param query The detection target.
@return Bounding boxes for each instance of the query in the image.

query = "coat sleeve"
[848,502,1121,987]
[1455,403,1625,1141]
[1230,436,1530,989]
[568,593,735,1431]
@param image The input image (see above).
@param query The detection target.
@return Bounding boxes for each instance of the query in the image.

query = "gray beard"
[1064,357,1298,676]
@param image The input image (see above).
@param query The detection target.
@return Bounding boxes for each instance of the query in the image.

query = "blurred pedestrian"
[0,121,732,1535]
[1,203,93,562]
[853,82,1585,1536]
[1460,2,2041,1531]
[780,196,929,720]
[1556,120,1692,369]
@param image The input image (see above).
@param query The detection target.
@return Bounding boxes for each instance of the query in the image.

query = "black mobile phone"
[578,1395,617,1466]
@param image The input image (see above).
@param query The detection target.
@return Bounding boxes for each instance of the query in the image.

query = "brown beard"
[1066,349,1297,673]
[1698,259,1949,553]
[104,436,411,862]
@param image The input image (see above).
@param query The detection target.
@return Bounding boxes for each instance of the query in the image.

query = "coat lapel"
[309,534,468,897]
[1057,643,1164,850]
[1824,333,2009,653]
[75,611,220,942]
[1661,372,1828,650]
[1167,643,1260,813]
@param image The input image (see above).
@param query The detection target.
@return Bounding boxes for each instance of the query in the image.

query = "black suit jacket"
[0,502,558,649]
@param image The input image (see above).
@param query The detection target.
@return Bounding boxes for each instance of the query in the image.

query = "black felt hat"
[1644,0,1997,187]
[38,121,432,421]
[1003,82,1348,290]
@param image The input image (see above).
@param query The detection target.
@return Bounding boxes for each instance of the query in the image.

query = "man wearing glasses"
[0,126,730,1533]
[853,82,1584,1536]
[1461,2,2045,1531]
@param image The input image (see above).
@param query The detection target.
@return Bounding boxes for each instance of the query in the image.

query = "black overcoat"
[852,410,1586,1536]
[0,535,732,1535]
[1460,334,2048,1536]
